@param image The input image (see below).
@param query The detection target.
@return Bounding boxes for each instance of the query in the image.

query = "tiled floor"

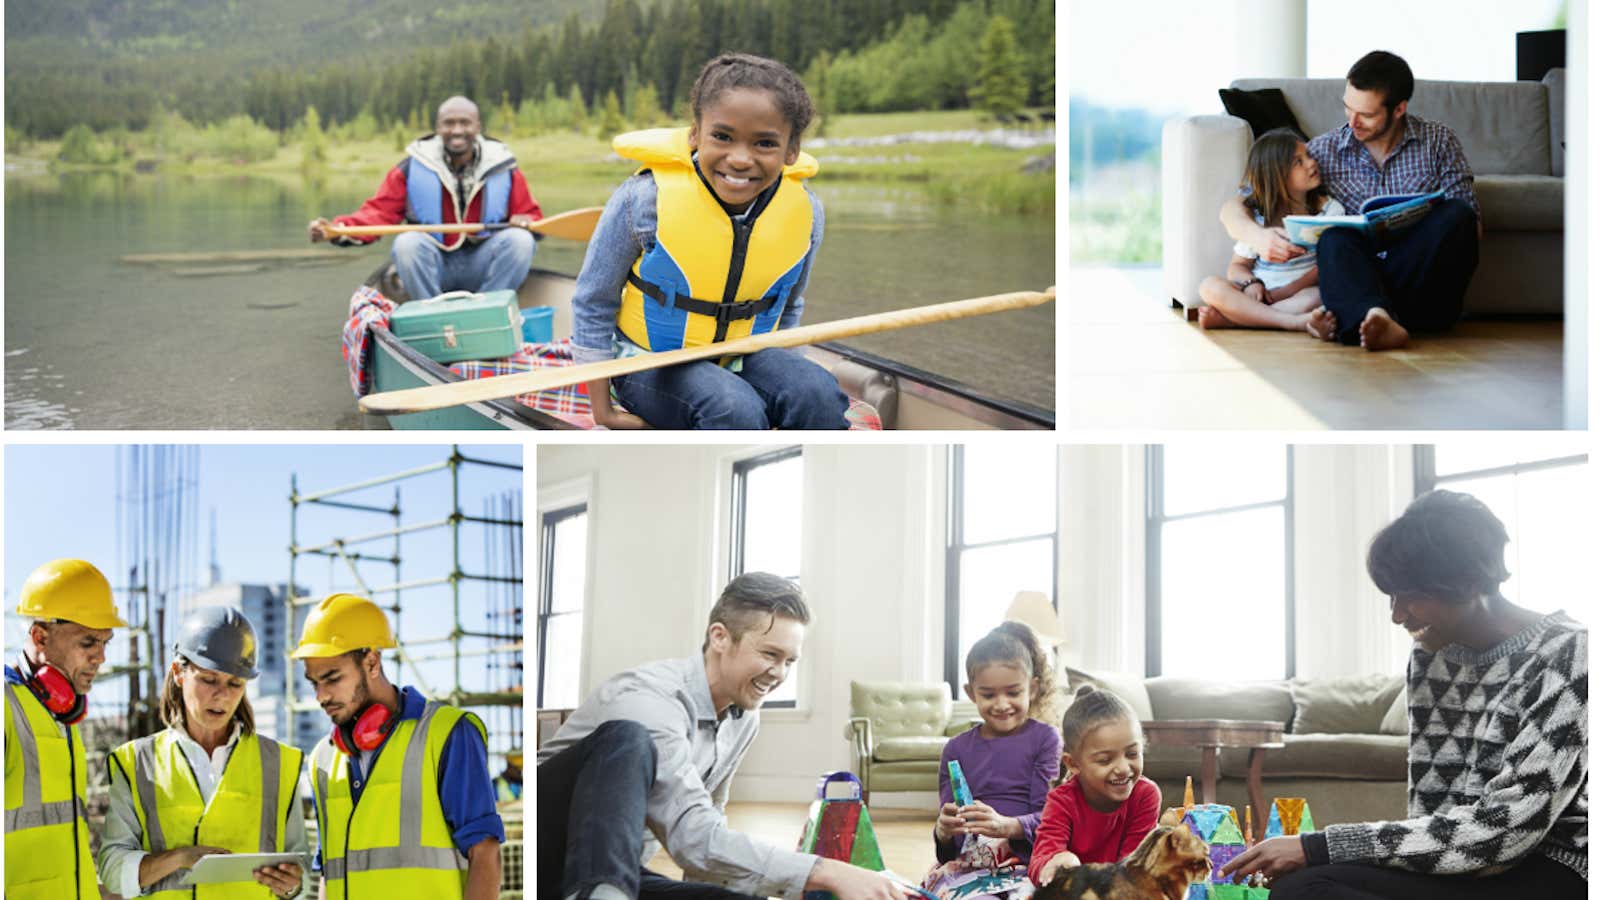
[1068,266,1567,430]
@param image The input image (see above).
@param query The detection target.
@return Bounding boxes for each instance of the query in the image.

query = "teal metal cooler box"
[389,290,521,363]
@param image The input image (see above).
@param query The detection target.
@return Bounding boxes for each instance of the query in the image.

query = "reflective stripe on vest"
[4,681,96,900]
[405,160,512,251]
[614,127,815,353]
[315,700,478,898]
[118,729,301,900]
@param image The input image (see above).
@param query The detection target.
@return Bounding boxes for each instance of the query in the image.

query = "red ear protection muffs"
[332,703,395,755]
[26,662,87,725]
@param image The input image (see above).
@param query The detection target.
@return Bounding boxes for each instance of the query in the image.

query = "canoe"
[360,263,1054,430]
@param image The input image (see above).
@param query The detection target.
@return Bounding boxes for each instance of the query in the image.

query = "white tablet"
[178,852,308,886]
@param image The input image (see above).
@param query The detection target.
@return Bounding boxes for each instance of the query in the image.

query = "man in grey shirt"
[536,573,914,900]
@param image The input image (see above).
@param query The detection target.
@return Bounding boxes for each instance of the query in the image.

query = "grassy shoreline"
[9,108,1056,215]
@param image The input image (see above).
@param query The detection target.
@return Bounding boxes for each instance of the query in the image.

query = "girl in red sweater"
[1027,684,1162,886]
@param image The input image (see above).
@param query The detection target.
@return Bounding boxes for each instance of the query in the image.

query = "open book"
[1283,190,1446,248]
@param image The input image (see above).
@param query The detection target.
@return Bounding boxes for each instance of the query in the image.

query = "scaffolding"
[284,445,524,757]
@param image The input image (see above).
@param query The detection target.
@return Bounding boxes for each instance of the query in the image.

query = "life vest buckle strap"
[625,273,778,324]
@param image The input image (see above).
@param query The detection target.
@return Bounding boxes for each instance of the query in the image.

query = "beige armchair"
[845,681,980,803]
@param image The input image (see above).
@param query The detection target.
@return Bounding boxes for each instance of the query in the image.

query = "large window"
[1146,445,1294,679]
[730,447,803,708]
[1415,445,1588,618]
[944,445,1059,697]
[537,503,587,708]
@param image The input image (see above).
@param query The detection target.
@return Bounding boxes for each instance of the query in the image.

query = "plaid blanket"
[342,285,881,430]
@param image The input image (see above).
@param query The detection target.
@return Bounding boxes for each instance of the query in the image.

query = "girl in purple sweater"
[934,621,1063,865]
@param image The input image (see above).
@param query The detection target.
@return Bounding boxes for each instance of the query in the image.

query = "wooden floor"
[1067,266,1567,430]
[647,801,938,887]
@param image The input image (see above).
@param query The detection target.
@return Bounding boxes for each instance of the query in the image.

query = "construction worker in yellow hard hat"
[292,593,504,900]
[492,750,523,803]
[5,558,128,899]
[99,605,309,899]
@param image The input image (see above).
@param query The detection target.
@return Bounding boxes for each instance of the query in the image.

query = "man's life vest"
[614,127,818,352]
[403,135,514,251]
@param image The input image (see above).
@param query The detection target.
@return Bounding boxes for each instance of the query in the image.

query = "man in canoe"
[308,95,543,301]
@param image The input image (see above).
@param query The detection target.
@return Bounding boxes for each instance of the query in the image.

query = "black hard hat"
[174,606,259,680]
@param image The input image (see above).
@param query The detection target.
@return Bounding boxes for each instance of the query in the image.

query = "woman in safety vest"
[570,52,851,430]
[98,606,309,899]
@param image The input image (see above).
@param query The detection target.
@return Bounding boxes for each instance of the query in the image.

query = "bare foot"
[1359,307,1409,351]
[1198,306,1234,329]
[1305,307,1337,341]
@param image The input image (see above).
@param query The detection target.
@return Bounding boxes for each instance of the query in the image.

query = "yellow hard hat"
[290,593,396,659]
[506,751,524,766]
[16,559,128,629]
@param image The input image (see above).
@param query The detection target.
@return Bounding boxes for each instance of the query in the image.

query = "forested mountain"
[5,0,1053,137]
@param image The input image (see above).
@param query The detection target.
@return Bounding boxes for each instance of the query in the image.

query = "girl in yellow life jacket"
[98,607,308,899]
[570,53,850,429]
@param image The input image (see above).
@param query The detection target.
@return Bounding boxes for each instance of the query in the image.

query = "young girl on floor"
[933,621,1063,868]
[1197,127,1342,337]
[1027,685,1161,887]
[569,53,849,430]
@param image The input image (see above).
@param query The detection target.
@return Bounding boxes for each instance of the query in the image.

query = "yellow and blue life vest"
[109,728,304,899]
[4,679,97,900]
[614,127,818,352]
[403,135,514,250]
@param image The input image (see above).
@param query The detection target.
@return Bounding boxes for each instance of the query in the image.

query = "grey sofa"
[1068,668,1409,828]
[1161,71,1565,317]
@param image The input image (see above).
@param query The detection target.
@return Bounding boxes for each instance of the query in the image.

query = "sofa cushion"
[851,681,952,739]
[874,736,950,763]
[1231,77,1553,176]
[1219,733,1409,781]
[1145,677,1294,727]
[1219,88,1307,140]
[1476,174,1564,230]
[1379,689,1408,735]
[1064,667,1155,722]
[1290,675,1402,735]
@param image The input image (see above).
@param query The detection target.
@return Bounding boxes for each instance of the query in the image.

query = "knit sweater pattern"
[1324,612,1586,879]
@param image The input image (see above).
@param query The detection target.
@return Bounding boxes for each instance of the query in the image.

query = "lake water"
[5,169,1054,429]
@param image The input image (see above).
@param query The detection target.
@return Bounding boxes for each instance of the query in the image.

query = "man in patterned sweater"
[1223,490,1586,899]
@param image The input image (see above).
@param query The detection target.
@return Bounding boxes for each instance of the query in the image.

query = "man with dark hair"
[536,573,912,900]
[1221,490,1586,899]
[1221,50,1481,351]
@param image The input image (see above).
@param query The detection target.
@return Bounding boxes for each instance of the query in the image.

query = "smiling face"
[33,621,113,694]
[688,87,798,212]
[304,651,374,726]
[1287,142,1321,195]
[1390,591,1480,652]
[1343,83,1405,145]
[704,614,805,713]
[435,98,481,161]
[1064,718,1144,812]
[964,662,1035,738]
[176,661,246,735]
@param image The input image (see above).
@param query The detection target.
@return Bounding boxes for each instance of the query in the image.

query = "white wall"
[538,443,1423,804]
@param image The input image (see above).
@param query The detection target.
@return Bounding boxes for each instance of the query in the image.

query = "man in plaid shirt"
[1223,51,1481,350]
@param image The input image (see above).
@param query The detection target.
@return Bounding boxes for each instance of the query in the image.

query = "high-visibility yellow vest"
[614,127,818,352]
[4,680,97,900]
[312,701,484,900]
[110,728,304,898]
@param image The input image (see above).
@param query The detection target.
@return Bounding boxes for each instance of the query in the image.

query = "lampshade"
[1004,590,1064,645]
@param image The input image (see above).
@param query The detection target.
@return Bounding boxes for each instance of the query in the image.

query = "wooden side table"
[1141,719,1285,840]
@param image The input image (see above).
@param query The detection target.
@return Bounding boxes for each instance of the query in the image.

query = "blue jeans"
[536,721,762,900]
[1315,198,1479,345]
[613,347,849,430]
[391,227,535,300]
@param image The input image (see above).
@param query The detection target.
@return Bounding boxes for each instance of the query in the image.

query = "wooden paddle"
[325,206,603,242]
[359,286,1055,415]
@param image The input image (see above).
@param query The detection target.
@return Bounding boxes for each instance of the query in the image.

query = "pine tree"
[968,15,1027,120]
[597,90,625,140]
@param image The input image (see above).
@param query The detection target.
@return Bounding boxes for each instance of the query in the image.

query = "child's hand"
[1036,850,1080,885]
[935,802,964,841]
[1244,282,1269,304]
[958,801,1022,839]
[587,379,651,430]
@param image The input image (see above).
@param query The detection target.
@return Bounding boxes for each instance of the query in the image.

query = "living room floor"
[1068,266,1566,430]
[647,801,936,885]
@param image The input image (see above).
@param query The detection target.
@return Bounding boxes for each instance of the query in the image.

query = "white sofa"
[1161,71,1565,317]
